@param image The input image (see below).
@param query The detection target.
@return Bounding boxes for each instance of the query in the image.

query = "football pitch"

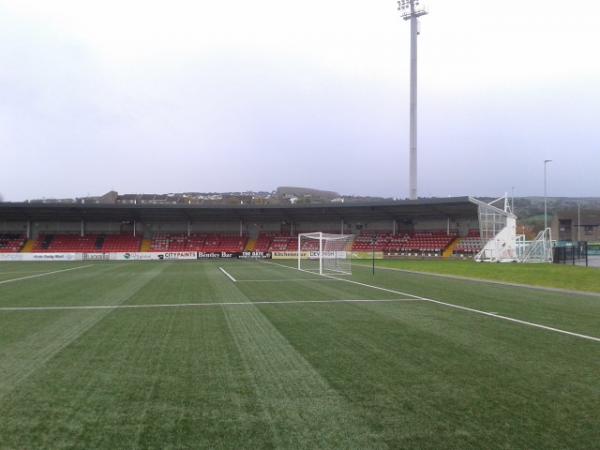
[0,260,598,449]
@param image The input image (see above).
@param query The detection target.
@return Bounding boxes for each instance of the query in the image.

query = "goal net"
[297,232,355,275]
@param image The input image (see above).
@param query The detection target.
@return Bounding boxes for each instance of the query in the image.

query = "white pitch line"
[419,298,600,343]
[0,265,94,286]
[0,271,51,274]
[0,298,422,312]
[219,267,237,282]
[236,278,340,282]
[264,261,600,343]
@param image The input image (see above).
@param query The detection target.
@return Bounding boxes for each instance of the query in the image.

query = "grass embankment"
[370,259,600,294]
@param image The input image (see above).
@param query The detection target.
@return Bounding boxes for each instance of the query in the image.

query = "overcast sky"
[1,0,599,201]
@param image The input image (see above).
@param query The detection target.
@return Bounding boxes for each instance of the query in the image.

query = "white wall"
[347,220,394,234]
[85,221,123,234]
[190,221,241,234]
[142,221,243,235]
[295,220,344,234]
[14,215,481,239]
[0,221,27,233]
[32,221,80,237]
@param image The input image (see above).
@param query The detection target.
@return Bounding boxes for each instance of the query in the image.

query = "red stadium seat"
[0,234,26,253]
[32,234,141,253]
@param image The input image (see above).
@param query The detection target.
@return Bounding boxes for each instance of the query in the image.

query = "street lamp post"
[398,0,427,200]
[511,186,515,213]
[577,201,581,242]
[544,160,552,230]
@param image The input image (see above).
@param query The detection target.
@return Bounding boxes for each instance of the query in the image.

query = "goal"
[297,232,355,275]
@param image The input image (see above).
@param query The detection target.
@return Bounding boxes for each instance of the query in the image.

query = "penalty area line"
[0,265,94,286]
[0,298,422,312]
[219,267,237,282]
[263,260,600,343]
[236,278,340,283]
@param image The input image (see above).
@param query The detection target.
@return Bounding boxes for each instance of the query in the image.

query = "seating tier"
[0,234,26,253]
[32,234,141,253]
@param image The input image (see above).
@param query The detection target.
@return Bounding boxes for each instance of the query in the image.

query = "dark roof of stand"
[0,197,478,222]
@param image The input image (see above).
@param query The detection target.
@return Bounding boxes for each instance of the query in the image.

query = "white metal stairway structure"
[470,195,553,263]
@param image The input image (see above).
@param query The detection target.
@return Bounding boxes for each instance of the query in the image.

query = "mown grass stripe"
[0,265,93,285]
[200,264,385,448]
[223,303,385,448]
[0,264,167,401]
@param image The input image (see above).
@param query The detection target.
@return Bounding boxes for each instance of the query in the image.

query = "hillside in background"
[511,197,600,232]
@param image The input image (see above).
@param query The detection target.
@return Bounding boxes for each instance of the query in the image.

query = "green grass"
[369,259,600,293]
[0,261,598,449]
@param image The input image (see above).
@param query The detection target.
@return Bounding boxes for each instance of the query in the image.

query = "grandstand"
[0,195,553,262]
[0,197,481,258]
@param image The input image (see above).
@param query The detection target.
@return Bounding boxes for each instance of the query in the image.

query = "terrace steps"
[21,239,36,253]
[140,239,152,252]
[245,238,257,252]
[442,238,459,258]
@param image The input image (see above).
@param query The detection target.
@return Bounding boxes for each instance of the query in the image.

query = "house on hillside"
[552,209,600,242]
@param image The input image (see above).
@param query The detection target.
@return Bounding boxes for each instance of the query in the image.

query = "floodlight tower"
[544,159,552,230]
[398,0,427,200]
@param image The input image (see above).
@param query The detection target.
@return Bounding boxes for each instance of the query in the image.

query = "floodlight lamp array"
[398,0,427,19]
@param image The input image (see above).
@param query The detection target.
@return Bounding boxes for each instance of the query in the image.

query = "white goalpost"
[297,232,355,276]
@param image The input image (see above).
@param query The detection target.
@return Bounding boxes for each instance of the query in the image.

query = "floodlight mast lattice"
[398,0,427,200]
